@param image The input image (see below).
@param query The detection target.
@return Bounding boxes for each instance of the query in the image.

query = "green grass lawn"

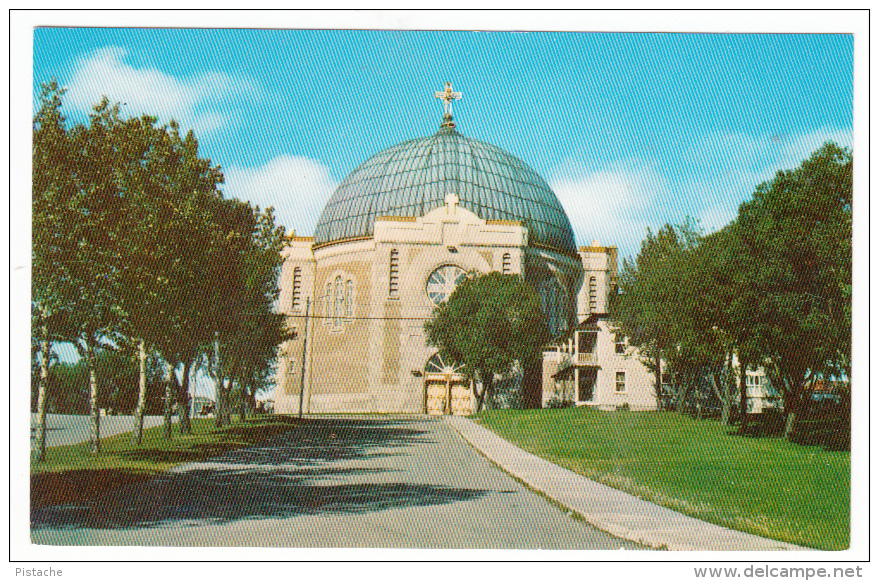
[31,416,300,509]
[477,407,850,550]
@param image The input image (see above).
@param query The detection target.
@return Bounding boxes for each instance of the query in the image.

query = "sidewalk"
[445,415,809,552]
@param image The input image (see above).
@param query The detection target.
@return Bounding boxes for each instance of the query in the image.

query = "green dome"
[314,125,576,254]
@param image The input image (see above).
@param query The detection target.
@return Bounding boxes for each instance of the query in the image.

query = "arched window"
[502,253,511,274]
[345,280,354,318]
[425,352,465,375]
[334,276,344,327]
[325,282,332,323]
[589,276,598,312]
[389,249,400,298]
[291,267,302,311]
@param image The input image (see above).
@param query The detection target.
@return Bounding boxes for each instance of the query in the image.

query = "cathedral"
[272,83,644,415]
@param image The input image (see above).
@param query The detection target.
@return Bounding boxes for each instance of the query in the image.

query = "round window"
[426,265,467,305]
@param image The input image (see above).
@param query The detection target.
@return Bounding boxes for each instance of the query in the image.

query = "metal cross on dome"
[435,82,462,116]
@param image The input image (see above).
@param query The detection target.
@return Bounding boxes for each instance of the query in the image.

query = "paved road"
[31,415,645,549]
[30,414,178,449]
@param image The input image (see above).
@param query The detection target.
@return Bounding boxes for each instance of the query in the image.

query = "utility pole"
[298,297,310,419]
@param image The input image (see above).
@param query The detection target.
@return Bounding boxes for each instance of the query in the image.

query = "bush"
[545,396,574,409]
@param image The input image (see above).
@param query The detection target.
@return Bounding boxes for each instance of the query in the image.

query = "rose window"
[426,265,467,305]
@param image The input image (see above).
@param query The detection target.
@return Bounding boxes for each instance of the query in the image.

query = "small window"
[345,280,354,318]
[502,253,511,274]
[291,267,302,311]
[578,331,597,354]
[389,249,400,298]
[325,282,332,323]
[615,336,626,354]
[746,375,763,388]
[615,371,626,393]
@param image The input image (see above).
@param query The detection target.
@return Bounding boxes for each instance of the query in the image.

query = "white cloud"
[223,155,339,236]
[683,126,853,234]
[549,158,667,257]
[548,125,851,260]
[65,46,257,135]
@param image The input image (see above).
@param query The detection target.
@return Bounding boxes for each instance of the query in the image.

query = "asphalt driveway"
[30,414,177,449]
[31,415,644,549]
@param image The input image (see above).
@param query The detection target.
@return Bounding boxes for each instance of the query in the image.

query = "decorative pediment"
[374,193,528,249]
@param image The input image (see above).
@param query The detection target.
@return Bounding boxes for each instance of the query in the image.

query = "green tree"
[611,221,701,409]
[116,119,225,441]
[219,206,290,421]
[33,91,130,454]
[425,272,550,412]
[736,142,852,437]
[32,81,77,460]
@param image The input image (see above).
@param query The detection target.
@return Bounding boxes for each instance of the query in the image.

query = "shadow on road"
[32,416,491,530]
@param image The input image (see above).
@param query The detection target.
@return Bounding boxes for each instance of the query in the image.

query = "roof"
[313,124,576,254]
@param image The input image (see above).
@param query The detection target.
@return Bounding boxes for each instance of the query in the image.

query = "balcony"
[577,352,598,366]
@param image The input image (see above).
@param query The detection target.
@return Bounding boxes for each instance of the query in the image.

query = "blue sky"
[34,28,853,260]
[32,28,854,394]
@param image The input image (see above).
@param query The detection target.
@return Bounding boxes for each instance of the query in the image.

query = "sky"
[33,28,853,259]
[31,26,854,397]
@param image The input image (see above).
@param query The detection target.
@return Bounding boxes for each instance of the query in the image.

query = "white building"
[540,242,661,410]
[273,85,582,416]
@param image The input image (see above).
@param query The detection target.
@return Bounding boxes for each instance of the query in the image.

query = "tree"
[611,220,701,410]
[32,81,75,461]
[736,142,852,437]
[198,201,289,426]
[116,120,225,441]
[219,206,290,421]
[33,87,130,454]
[424,272,550,412]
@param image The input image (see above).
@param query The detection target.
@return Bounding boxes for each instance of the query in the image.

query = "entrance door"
[424,376,471,416]
[425,379,447,415]
[578,369,597,402]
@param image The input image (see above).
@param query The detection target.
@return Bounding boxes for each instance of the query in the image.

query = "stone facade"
[274,199,580,414]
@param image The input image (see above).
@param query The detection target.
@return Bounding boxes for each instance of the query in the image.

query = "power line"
[285,313,434,321]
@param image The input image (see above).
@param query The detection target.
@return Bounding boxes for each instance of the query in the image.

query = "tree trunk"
[783,387,802,440]
[475,372,493,413]
[654,353,663,410]
[238,394,246,423]
[784,409,797,439]
[213,335,227,428]
[675,376,692,415]
[87,349,101,454]
[163,362,174,440]
[177,360,193,435]
[215,378,227,428]
[720,378,730,425]
[521,360,541,409]
[708,373,730,423]
[35,315,51,462]
[738,358,749,431]
[246,390,257,418]
[131,339,148,446]
[778,374,800,441]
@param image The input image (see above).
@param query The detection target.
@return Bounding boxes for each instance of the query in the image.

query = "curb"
[445,415,810,552]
